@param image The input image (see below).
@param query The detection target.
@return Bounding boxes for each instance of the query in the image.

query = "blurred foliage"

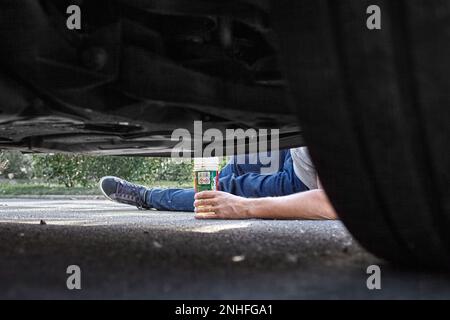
[0,155,7,174]
[32,154,194,187]
[0,151,34,179]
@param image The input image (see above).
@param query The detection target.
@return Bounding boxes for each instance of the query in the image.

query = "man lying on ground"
[99,148,337,220]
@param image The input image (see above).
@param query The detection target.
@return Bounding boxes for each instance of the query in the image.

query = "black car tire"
[271,0,450,267]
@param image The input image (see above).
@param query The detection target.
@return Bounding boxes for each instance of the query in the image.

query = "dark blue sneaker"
[99,176,151,209]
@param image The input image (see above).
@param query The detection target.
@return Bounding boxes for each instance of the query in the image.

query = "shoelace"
[116,179,147,209]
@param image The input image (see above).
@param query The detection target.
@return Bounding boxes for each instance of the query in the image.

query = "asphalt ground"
[0,198,450,299]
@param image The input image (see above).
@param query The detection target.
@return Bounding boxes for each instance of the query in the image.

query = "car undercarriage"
[0,0,302,156]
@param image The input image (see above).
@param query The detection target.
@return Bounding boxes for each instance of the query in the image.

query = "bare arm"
[246,189,337,220]
[194,188,337,220]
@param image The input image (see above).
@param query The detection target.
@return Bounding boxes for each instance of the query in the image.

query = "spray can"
[193,157,219,193]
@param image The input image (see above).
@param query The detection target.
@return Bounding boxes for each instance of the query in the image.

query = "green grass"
[0,180,193,196]
[0,183,100,196]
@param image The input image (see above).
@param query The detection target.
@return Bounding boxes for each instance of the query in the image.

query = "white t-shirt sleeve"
[290,147,318,190]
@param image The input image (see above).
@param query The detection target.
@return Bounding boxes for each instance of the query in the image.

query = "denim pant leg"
[146,188,196,212]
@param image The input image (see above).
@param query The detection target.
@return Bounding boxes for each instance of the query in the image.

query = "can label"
[194,170,218,192]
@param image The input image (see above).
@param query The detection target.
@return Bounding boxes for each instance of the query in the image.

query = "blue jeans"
[146,149,308,212]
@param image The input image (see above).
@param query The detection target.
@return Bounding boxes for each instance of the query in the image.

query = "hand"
[194,191,252,219]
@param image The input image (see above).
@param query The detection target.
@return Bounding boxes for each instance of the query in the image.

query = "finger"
[194,205,216,214]
[195,213,220,220]
[195,191,222,199]
[194,199,217,207]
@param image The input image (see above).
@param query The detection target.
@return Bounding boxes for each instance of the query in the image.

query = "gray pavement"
[0,198,450,299]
